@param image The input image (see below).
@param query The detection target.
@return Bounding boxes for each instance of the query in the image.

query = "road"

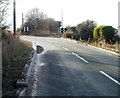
[20,36,119,96]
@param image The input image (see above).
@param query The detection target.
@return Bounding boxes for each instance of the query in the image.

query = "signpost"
[58,28,67,33]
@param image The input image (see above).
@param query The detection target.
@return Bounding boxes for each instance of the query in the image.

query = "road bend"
[20,36,119,96]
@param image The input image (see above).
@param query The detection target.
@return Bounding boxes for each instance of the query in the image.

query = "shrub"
[62,30,73,38]
[72,33,80,40]
[93,25,106,40]
[77,20,97,40]
[102,26,115,43]
[62,30,80,40]
[93,25,115,43]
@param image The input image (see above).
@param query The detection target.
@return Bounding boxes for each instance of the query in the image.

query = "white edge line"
[72,52,88,63]
[19,88,26,96]
[100,71,120,85]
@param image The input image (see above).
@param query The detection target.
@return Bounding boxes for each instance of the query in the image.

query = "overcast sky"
[8,0,119,30]
[118,1,120,26]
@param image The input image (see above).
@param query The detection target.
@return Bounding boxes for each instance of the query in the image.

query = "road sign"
[58,28,67,33]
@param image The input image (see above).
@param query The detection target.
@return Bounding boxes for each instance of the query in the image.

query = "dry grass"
[78,40,119,53]
[2,31,32,65]
[2,31,33,97]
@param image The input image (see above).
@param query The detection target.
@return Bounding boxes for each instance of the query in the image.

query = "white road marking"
[40,63,44,66]
[56,43,69,51]
[72,52,88,63]
[100,71,120,85]
[62,47,69,51]
[32,56,39,96]
[32,68,37,96]
[32,82,37,96]
[32,42,37,50]
[108,53,112,55]
[18,88,26,96]
[39,62,46,67]
[57,44,61,47]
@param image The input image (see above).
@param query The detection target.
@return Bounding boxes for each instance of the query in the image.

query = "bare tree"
[0,0,9,41]
[23,8,61,35]
[26,8,46,20]
[24,8,47,34]
[0,0,9,25]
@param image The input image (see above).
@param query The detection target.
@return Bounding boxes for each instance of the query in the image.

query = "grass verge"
[62,37,119,54]
[2,31,33,97]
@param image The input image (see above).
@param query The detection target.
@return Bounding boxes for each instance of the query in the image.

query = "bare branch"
[0,0,9,25]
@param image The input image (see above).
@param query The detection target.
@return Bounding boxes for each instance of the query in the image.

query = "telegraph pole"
[22,13,24,27]
[13,0,16,36]
[61,9,63,28]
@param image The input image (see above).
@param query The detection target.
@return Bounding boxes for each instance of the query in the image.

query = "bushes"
[62,30,80,40]
[93,25,115,43]
[77,20,97,40]
[72,33,80,40]
[102,26,115,43]
[93,26,103,40]
[62,30,72,38]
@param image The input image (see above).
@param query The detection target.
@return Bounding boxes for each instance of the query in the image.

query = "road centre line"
[57,44,61,47]
[56,43,88,63]
[56,43,69,51]
[62,47,69,51]
[72,52,88,63]
[100,71,120,86]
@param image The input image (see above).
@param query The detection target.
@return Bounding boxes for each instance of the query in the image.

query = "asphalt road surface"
[20,36,119,96]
